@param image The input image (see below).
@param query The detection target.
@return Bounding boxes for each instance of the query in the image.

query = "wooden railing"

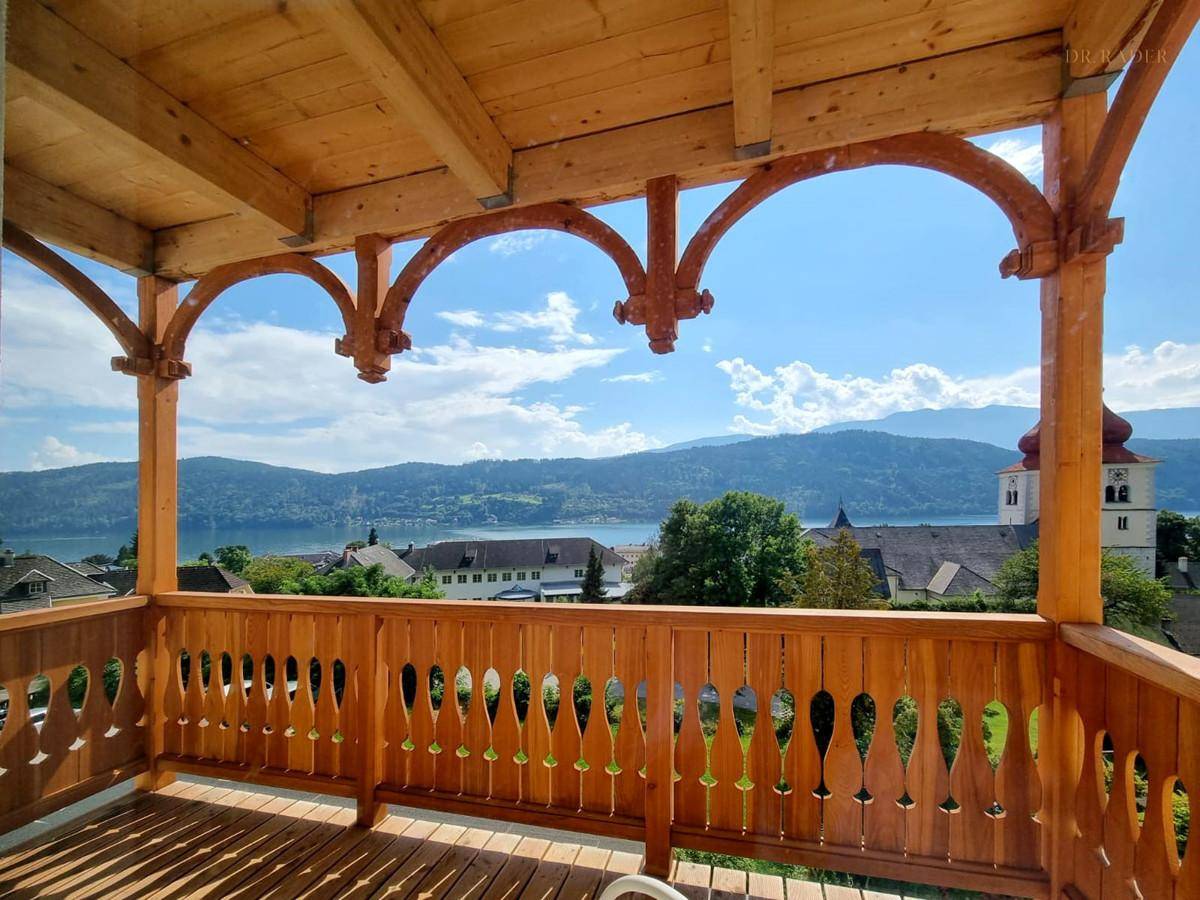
[1061,624,1200,899]
[150,592,1054,896]
[0,597,150,833]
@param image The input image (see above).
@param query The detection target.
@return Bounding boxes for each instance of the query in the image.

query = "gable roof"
[809,524,1037,596]
[323,544,416,580]
[1,554,116,607]
[400,538,625,572]
[94,565,249,596]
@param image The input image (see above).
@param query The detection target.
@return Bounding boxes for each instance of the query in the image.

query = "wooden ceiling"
[1,0,1161,279]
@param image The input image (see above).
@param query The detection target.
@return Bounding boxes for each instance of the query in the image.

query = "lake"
[7,514,1005,562]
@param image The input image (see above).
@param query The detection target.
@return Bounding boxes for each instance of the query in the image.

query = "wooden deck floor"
[0,781,906,899]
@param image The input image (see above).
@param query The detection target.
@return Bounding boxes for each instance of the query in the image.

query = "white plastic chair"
[597,873,687,900]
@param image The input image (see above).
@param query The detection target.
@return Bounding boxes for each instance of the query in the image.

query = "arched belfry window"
[1105,485,1116,503]
[1118,484,1130,502]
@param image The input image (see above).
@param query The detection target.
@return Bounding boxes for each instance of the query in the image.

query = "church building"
[811,406,1159,600]
[997,405,1158,575]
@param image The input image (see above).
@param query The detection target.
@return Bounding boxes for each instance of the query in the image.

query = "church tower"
[997,406,1158,575]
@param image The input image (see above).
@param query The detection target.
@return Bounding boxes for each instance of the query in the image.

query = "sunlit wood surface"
[0,780,907,899]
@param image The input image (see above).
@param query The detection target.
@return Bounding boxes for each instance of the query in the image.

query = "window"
[530,570,540,580]
[1105,485,1116,503]
[1118,484,1130,502]
[457,574,468,584]
[574,569,584,578]
[516,571,526,580]
[502,572,512,582]
[441,575,452,585]
[472,573,482,583]
[26,580,47,595]
[487,573,497,582]
[1118,516,1129,531]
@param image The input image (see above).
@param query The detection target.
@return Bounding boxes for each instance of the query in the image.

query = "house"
[1164,557,1200,656]
[613,544,650,578]
[809,514,1036,603]
[0,549,116,613]
[318,544,416,580]
[398,538,628,602]
[92,566,252,596]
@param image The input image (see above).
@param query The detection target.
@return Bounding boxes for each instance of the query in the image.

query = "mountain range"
[4,428,1200,534]
[657,405,1200,453]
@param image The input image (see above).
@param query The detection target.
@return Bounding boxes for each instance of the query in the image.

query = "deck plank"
[554,844,610,899]
[443,831,523,900]
[0,785,907,900]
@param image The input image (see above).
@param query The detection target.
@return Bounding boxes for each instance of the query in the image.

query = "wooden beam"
[310,0,512,204]
[4,166,153,274]
[727,0,774,156]
[1075,0,1200,219]
[1037,92,1108,899]
[5,0,310,240]
[1066,0,1162,78]
[154,32,1063,279]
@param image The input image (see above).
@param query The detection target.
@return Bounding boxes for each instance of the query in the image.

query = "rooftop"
[401,538,625,572]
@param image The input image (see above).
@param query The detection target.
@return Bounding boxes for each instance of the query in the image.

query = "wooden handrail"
[1060,621,1200,705]
[153,591,1055,641]
[0,594,149,633]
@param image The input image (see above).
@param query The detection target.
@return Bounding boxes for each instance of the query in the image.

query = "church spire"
[830,498,852,529]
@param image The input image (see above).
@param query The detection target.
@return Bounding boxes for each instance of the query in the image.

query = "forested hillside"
[3,432,1196,533]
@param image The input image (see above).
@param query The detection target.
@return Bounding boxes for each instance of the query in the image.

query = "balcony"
[2,593,1197,898]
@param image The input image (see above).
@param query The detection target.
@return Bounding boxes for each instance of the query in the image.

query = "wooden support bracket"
[999,240,1061,279]
[1064,213,1125,264]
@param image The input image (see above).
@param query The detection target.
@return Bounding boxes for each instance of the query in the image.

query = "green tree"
[290,563,444,598]
[996,541,1173,634]
[115,531,138,568]
[198,551,215,565]
[368,527,379,546]
[214,544,253,575]
[631,491,807,607]
[784,529,883,609]
[580,546,607,603]
[345,539,367,551]
[1156,509,1200,575]
[242,556,315,594]
[82,553,115,566]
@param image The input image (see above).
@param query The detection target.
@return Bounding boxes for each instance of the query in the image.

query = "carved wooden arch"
[3,221,152,367]
[676,132,1060,303]
[373,203,647,362]
[158,254,356,377]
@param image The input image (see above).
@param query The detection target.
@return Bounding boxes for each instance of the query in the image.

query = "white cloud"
[489,233,549,256]
[435,293,594,345]
[702,339,714,353]
[985,136,1044,180]
[437,309,485,328]
[718,341,1200,434]
[28,437,116,470]
[1,264,658,471]
[603,371,662,384]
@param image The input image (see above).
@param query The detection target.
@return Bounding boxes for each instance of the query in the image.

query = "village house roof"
[1,552,116,613]
[93,566,250,596]
[809,523,1038,596]
[321,544,416,580]
[401,538,624,572]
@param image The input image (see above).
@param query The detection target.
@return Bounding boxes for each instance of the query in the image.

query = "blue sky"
[4,42,1200,474]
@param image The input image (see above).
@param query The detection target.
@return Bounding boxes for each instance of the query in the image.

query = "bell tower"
[998,406,1158,575]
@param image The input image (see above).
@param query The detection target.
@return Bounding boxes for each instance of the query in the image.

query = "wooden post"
[134,275,180,792]
[644,176,679,354]
[1037,91,1108,897]
[356,612,386,827]
[643,624,674,877]
[350,233,393,382]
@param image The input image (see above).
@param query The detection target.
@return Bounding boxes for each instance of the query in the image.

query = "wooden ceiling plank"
[310,0,513,204]
[728,0,775,156]
[3,166,154,275]
[5,0,312,239]
[154,31,1062,280]
[1067,0,1163,78]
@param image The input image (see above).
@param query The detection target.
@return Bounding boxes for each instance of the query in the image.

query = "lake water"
[7,514,1003,562]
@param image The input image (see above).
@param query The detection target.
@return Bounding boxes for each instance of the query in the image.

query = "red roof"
[997,405,1159,473]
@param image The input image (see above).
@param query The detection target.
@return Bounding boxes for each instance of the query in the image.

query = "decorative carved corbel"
[1064,213,1125,264]
[999,240,1061,279]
